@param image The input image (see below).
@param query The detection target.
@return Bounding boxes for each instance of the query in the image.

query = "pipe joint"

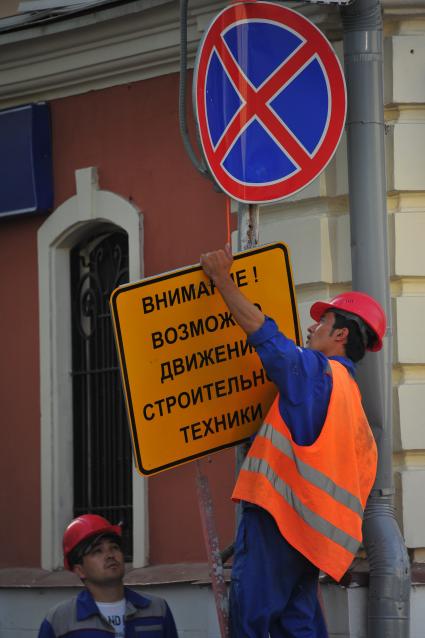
[341,0,382,31]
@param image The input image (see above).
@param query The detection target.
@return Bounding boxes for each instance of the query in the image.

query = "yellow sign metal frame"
[110,242,301,476]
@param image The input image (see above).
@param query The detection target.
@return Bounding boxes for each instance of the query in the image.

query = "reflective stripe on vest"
[258,423,364,519]
[232,360,377,582]
[244,455,360,555]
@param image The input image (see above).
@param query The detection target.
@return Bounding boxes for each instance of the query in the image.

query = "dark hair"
[68,532,122,568]
[330,311,376,363]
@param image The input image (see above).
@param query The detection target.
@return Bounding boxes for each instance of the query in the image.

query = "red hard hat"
[63,514,122,570]
[310,291,386,352]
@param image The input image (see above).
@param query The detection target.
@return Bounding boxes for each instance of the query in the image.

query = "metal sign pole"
[238,203,260,252]
[236,202,260,520]
[196,459,229,638]
[196,203,258,637]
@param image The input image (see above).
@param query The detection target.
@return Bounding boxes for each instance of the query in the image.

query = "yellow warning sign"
[110,243,301,476]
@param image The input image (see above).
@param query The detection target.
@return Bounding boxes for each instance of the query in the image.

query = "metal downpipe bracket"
[196,460,229,638]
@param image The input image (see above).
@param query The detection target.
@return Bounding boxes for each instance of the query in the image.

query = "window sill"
[0,562,232,589]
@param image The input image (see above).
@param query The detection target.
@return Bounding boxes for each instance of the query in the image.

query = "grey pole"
[235,203,260,523]
[341,0,410,635]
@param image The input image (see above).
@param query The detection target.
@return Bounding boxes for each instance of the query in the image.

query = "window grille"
[71,230,133,560]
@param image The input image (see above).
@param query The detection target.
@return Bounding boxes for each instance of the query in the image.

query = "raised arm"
[200,244,265,336]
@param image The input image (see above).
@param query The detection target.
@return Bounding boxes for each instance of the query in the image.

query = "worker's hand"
[200,243,233,284]
[200,243,264,335]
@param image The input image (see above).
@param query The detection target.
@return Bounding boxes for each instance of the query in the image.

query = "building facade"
[0,0,424,636]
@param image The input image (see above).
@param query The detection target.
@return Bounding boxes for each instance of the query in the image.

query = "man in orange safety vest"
[200,244,385,638]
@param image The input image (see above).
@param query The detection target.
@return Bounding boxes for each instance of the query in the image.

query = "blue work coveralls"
[229,317,355,638]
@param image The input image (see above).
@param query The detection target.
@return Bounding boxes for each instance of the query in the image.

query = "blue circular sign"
[194,2,347,203]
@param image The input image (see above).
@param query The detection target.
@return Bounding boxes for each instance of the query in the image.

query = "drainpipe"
[179,0,210,178]
[340,1,410,635]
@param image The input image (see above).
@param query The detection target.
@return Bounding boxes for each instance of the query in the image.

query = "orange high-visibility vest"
[232,360,377,582]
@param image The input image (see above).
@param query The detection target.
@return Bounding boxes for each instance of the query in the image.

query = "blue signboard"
[0,103,53,219]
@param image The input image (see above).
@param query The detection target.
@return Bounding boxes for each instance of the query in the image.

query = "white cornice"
[0,0,227,107]
[383,0,425,6]
[0,0,422,109]
[0,0,342,108]
[383,1,425,22]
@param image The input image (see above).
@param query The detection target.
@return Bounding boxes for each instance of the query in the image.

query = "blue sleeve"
[247,318,356,445]
[163,603,179,637]
[248,316,330,405]
[38,619,56,638]
[248,317,332,445]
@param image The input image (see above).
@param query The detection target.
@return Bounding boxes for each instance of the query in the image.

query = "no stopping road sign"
[194,2,346,203]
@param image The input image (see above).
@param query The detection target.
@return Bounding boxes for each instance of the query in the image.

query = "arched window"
[38,168,146,569]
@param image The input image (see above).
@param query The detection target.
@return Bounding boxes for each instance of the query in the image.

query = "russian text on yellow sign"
[110,242,301,476]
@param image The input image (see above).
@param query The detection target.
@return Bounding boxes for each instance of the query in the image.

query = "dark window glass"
[71,230,133,560]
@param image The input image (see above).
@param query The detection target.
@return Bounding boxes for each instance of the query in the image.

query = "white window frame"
[38,167,147,569]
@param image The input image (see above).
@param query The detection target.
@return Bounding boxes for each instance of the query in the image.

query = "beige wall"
[385,16,425,557]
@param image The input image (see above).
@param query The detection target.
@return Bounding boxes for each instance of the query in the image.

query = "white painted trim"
[38,166,147,570]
